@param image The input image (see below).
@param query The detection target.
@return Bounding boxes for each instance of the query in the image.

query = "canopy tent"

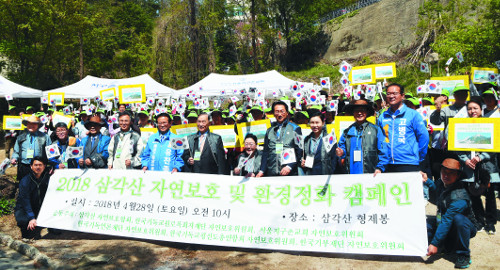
[44,74,175,98]
[177,70,301,98]
[0,75,43,98]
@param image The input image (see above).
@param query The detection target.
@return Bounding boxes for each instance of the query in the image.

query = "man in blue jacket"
[425,158,477,269]
[141,113,184,172]
[375,83,429,174]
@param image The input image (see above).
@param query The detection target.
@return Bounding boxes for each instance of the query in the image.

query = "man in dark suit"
[182,113,227,174]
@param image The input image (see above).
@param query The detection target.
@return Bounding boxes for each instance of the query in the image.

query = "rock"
[425,52,439,63]
[78,254,113,266]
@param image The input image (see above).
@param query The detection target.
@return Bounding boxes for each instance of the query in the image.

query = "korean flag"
[416,85,427,94]
[495,60,500,70]
[228,105,237,117]
[41,97,49,104]
[45,145,61,159]
[281,148,296,165]
[343,86,352,99]
[294,132,304,150]
[340,75,350,87]
[66,147,83,159]
[5,94,13,101]
[339,60,352,75]
[170,137,190,150]
[425,80,442,94]
[146,97,155,107]
[254,90,264,100]
[420,62,430,73]
[213,99,221,109]
[0,159,12,176]
[80,97,90,105]
[455,52,464,63]
[230,96,240,103]
[322,132,337,153]
[327,100,339,112]
[487,72,498,82]
[320,77,331,89]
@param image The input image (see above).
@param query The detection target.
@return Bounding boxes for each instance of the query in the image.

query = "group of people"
[8,81,499,269]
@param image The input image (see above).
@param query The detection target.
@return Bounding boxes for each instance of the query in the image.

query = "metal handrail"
[319,0,382,23]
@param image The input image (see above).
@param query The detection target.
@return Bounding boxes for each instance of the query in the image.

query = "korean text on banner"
[37,170,427,257]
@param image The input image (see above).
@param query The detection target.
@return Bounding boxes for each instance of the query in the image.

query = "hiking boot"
[455,255,471,269]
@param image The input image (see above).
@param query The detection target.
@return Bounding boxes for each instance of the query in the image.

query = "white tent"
[44,74,175,98]
[0,75,43,98]
[177,70,300,98]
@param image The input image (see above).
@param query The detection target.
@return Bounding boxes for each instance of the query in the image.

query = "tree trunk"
[251,0,258,73]
[189,0,199,83]
[79,32,84,80]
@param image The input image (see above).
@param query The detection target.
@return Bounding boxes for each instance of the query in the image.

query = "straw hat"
[22,115,42,127]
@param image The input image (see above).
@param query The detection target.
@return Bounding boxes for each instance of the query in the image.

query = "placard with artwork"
[448,118,500,152]
[118,84,146,104]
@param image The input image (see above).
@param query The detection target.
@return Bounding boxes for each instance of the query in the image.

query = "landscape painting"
[454,123,494,149]
[118,84,146,104]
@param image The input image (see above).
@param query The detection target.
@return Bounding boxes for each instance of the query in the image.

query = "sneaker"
[486,230,495,235]
[455,255,471,269]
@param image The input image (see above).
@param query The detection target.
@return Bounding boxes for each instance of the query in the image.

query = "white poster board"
[38,170,427,257]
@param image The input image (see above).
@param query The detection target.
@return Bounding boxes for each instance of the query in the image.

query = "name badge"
[275,143,284,154]
[115,148,123,159]
[305,156,314,168]
[26,149,34,159]
[193,151,202,161]
[353,150,362,162]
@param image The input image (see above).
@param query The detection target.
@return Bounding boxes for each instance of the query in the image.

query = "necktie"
[199,134,206,152]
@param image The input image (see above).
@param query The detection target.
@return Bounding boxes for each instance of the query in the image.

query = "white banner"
[37,170,427,256]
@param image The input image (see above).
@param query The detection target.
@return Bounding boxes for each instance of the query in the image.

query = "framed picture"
[374,63,397,79]
[140,128,157,146]
[52,112,74,128]
[48,92,65,106]
[2,116,23,130]
[448,118,500,152]
[333,116,376,141]
[210,125,239,148]
[349,66,375,85]
[470,67,498,84]
[170,123,198,136]
[236,119,271,146]
[118,84,146,104]
[430,75,470,94]
[100,87,116,101]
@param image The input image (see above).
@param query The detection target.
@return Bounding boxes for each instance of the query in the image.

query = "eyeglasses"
[244,143,256,146]
[386,92,401,96]
[56,130,67,134]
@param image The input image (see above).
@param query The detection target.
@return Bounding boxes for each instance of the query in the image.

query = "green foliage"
[416,0,499,71]
[0,197,15,216]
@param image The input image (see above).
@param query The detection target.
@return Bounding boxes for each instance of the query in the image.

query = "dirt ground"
[1,150,499,269]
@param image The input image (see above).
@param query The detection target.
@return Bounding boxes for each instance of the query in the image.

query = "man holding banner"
[141,113,184,172]
[256,101,302,177]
